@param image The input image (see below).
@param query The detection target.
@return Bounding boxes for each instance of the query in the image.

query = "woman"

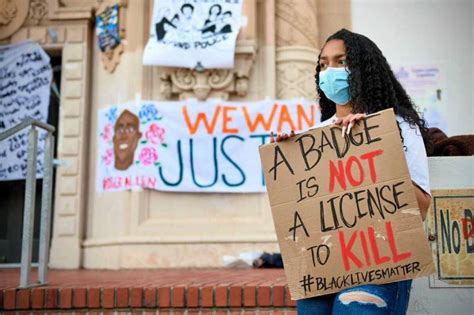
[201,4,222,36]
[275,29,432,315]
[216,11,233,34]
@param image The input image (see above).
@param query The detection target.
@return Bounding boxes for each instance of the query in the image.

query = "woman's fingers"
[353,113,366,122]
[272,113,368,142]
[348,114,366,133]
[347,115,360,134]
[270,131,275,143]
[270,130,296,142]
[341,116,351,137]
[333,114,367,136]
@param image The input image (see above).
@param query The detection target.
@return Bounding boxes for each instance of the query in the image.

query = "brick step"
[0,269,297,313]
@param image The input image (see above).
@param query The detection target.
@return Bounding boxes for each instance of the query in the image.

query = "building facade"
[0,0,350,269]
[2,1,474,314]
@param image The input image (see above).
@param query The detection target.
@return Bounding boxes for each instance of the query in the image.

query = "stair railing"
[0,117,55,288]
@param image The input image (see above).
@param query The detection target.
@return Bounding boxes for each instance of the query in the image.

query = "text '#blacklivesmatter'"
[300,261,420,294]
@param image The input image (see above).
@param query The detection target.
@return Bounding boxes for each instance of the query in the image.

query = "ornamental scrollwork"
[158,41,257,101]
[0,0,17,25]
[28,0,48,25]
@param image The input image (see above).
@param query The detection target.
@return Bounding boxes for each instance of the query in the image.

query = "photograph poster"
[143,0,243,69]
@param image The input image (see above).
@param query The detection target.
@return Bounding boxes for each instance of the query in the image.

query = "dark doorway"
[0,54,61,264]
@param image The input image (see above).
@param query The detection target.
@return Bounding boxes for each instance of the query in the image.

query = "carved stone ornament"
[48,0,94,20]
[95,0,127,73]
[0,0,17,25]
[159,40,257,101]
[0,0,29,40]
[28,0,48,25]
[276,46,318,100]
[101,42,124,73]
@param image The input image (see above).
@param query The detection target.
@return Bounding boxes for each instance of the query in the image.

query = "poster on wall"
[143,0,243,68]
[0,41,52,180]
[96,4,121,52]
[259,109,435,299]
[96,99,318,192]
[393,64,448,133]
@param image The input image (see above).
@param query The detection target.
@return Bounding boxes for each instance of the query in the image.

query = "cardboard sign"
[430,189,474,285]
[259,109,435,299]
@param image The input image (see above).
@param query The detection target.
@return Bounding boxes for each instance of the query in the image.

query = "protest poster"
[143,0,243,68]
[96,4,121,52]
[0,41,52,180]
[429,189,474,285]
[259,109,435,299]
[394,64,448,133]
[97,99,318,193]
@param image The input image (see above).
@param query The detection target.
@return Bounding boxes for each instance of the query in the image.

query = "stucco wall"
[351,0,473,136]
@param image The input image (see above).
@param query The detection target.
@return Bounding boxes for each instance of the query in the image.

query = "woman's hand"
[270,130,296,143]
[333,113,366,136]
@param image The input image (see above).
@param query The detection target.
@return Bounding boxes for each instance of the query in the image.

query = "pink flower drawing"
[145,123,166,144]
[103,148,114,165]
[139,147,158,165]
[102,123,113,142]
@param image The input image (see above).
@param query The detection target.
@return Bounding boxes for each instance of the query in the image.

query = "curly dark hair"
[316,29,432,153]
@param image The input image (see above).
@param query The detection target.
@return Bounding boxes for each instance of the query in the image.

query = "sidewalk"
[0,268,296,314]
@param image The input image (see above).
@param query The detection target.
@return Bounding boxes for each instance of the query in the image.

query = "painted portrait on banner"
[97,102,168,192]
[143,0,243,68]
[112,110,142,170]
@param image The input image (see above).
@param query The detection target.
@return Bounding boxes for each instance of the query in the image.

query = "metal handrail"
[0,117,55,141]
[0,117,55,288]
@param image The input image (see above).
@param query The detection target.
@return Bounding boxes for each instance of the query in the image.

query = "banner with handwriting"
[96,99,318,192]
[0,41,52,180]
[143,0,242,68]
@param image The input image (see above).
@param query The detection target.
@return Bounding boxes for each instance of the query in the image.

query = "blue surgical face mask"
[319,67,351,105]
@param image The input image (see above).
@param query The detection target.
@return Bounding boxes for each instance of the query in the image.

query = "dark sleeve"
[260,252,284,268]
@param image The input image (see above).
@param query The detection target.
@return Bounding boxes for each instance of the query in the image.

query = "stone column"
[275,0,319,100]
[48,23,92,268]
[317,0,351,48]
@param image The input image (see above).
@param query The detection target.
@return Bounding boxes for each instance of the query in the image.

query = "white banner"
[96,99,320,192]
[0,41,52,180]
[143,0,243,68]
